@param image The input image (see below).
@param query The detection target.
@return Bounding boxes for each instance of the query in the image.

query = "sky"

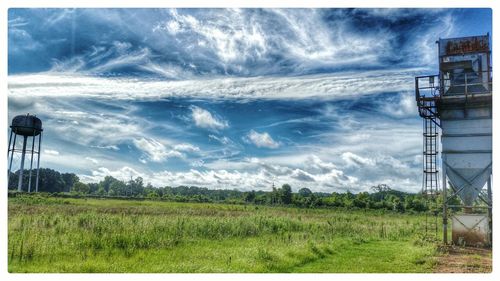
[7,8,492,193]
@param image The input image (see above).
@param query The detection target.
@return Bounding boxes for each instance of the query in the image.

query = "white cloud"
[79,154,358,192]
[7,68,425,193]
[7,68,422,101]
[44,149,59,155]
[271,9,393,68]
[133,137,183,163]
[190,105,228,130]
[82,166,143,183]
[246,130,280,149]
[341,152,376,167]
[304,155,338,174]
[155,9,267,64]
[173,143,200,153]
[208,134,231,145]
[85,157,99,164]
[190,159,205,168]
[381,91,417,118]
[69,146,420,193]
[91,144,120,151]
[49,40,195,80]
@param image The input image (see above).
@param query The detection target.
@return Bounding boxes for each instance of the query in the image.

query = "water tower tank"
[11,115,43,136]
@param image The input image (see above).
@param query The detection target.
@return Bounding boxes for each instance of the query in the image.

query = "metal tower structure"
[416,34,492,246]
[7,114,43,192]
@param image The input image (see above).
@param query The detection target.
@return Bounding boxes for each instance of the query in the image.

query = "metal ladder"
[423,115,439,196]
[421,99,440,237]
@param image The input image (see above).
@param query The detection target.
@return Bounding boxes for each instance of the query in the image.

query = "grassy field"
[8,195,439,273]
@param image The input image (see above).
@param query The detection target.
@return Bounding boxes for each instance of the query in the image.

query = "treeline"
[8,168,447,213]
[8,168,78,193]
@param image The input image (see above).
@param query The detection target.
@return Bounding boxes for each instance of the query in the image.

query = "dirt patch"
[434,245,492,273]
[452,230,488,247]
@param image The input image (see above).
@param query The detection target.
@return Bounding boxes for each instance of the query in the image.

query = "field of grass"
[8,194,439,273]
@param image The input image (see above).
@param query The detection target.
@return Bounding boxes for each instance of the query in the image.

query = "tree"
[371,184,392,201]
[100,176,118,194]
[146,190,160,199]
[353,192,370,208]
[269,186,279,205]
[391,197,405,213]
[72,182,90,194]
[298,188,312,197]
[280,184,292,205]
[371,184,391,193]
[96,186,106,196]
[88,183,99,194]
[62,173,79,192]
[405,196,427,212]
[127,177,144,197]
[109,180,127,196]
[244,190,256,203]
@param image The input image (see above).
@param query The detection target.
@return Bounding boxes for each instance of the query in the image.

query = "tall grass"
[8,195,437,273]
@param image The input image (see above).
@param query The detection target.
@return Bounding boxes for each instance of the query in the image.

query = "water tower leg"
[17,135,28,192]
[7,130,13,163]
[442,158,448,245]
[7,130,14,188]
[35,133,42,193]
[28,132,36,193]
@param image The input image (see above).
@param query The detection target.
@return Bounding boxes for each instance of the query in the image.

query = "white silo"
[416,34,492,246]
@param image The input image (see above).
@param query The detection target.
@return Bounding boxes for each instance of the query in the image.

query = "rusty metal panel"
[439,35,489,57]
[452,214,490,246]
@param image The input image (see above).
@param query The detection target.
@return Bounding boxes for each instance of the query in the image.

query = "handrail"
[415,69,492,102]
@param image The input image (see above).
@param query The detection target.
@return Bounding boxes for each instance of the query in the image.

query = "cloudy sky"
[7,8,492,193]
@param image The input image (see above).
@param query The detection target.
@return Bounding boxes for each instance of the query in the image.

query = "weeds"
[8,196,436,273]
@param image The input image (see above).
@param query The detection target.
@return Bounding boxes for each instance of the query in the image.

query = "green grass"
[8,195,438,273]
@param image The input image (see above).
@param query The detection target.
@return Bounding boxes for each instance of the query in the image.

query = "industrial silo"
[415,34,492,246]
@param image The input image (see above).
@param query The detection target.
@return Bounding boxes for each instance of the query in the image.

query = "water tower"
[7,114,43,192]
[416,34,492,246]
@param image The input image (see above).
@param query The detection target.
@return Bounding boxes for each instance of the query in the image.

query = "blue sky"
[7,8,492,192]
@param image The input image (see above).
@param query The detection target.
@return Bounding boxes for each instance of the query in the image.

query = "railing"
[415,75,440,101]
[441,69,492,97]
[415,69,492,102]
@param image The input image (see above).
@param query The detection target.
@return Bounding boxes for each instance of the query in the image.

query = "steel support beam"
[442,154,448,245]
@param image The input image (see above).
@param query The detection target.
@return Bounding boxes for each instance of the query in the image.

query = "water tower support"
[35,133,42,192]
[7,130,16,188]
[17,136,28,192]
[28,131,36,192]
